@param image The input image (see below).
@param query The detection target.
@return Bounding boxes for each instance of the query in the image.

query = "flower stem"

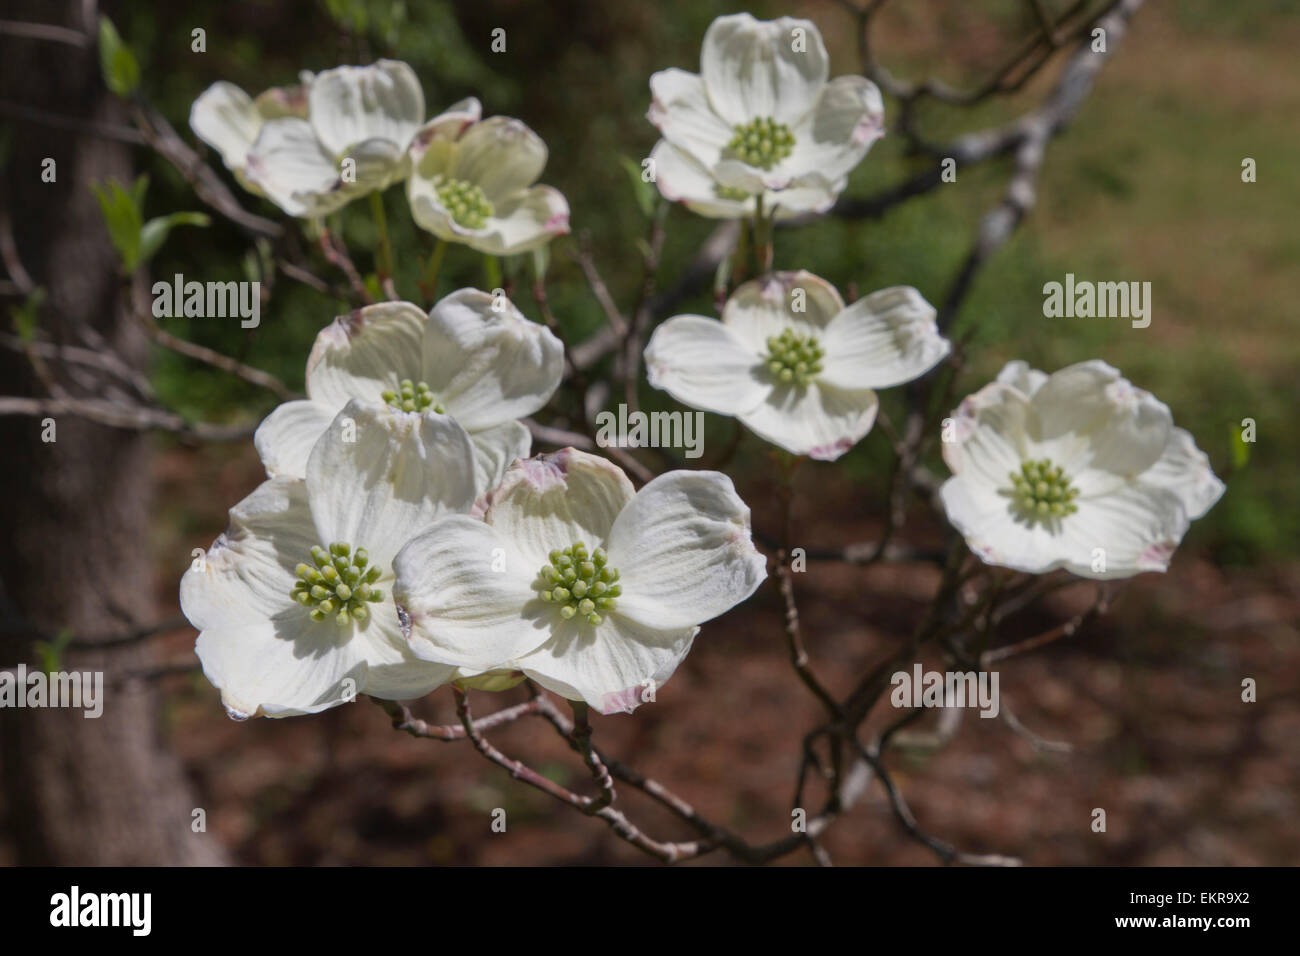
[421,238,447,303]
[369,189,394,281]
[752,194,773,276]
[483,253,503,292]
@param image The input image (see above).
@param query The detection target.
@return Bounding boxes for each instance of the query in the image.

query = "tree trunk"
[0,0,226,865]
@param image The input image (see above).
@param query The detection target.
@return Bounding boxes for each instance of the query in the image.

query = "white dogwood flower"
[407,103,570,255]
[647,13,883,213]
[189,73,312,192]
[392,449,767,714]
[241,60,434,218]
[645,271,950,460]
[181,400,479,718]
[940,360,1225,579]
[254,289,564,494]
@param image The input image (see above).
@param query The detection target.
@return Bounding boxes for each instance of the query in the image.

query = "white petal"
[1069,484,1190,577]
[650,139,748,217]
[469,420,532,494]
[305,301,427,408]
[516,615,699,715]
[1139,426,1225,520]
[470,185,570,255]
[338,136,408,192]
[180,476,317,632]
[739,381,879,460]
[701,14,829,125]
[407,136,461,239]
[423,288,565,430]
[453,116,548,203]
[820,286,950,390]
[643,315,769,416]
[481,449,635,568]
[195,613,369,719]
[941,477,1190,579]
[995,359,1048,397]
[190,81,261,174]
[252,79,310,120]
[712,157,781,195]
[762,179,842,219]
[359,601,460,700]
[254,399,336,479]
[649,140,840,219]
[308,59,424,158]
[408,96,482,160]
[306,399,478,569]
[946,470,1190,574]
[941,382,1033,489]
[784,75,885,186]
[394,515,548,671]
[647,68,734,171]
[1031,361,1172,477]
[606,471,766,630]
[722,271,845,354]
[243,117,340,217]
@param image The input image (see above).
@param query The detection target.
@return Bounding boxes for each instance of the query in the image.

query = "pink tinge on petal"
[544,212,570,235]
[1104,378,1143,409]
[809,437,852,461]
[318,308,366,348]
[599,684,645,716]
[1137,540,1176,572]
[851,113,884,147]
[758,274,789,304]
[409,117,476,158]
[517,449,571,491]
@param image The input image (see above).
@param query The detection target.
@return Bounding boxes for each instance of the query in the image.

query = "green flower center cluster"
[381,379,444,414]
[291,542,384,625]
[436,178,493,229]
[727,116,795,170]
[535,542,621,626]
[1007,458,1080,521]
[764,328,825,387]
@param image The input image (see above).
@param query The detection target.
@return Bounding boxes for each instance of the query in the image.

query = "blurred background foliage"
[101,0,1299,564]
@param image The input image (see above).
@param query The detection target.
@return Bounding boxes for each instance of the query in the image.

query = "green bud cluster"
[291,541,384,625]
[381,379,444,414]
[727,116,795,170]
[764,328,825,387]
[1007,458,1080,521]
[535,542,621,626]
[436,178,494,229]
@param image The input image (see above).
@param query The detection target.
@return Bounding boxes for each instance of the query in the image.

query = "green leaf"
[618,154,658,219]
[131,172,150,211]
[91,178,143,272]
[34,627,74,676]
[138,211,211,266]
[9,287,45,342]
[97,16,140,98]
[1230,422,1251,469]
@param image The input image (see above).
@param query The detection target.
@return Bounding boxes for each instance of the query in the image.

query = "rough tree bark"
[0,0,226,865]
